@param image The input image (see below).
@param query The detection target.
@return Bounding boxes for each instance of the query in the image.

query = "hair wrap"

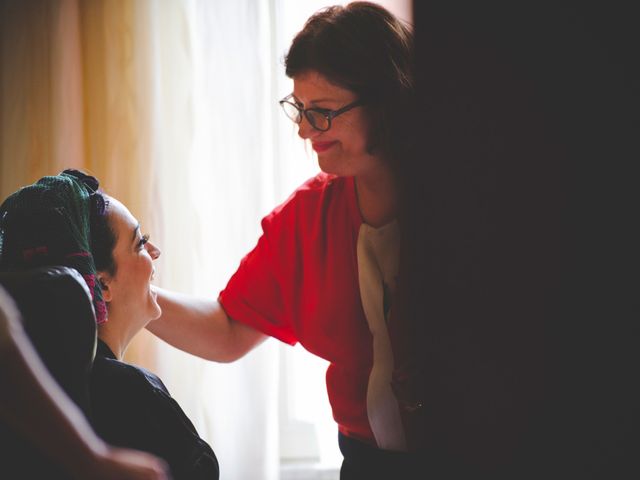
[0,170,108,324]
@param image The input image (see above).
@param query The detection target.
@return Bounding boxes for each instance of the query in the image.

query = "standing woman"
[151,2,422,477]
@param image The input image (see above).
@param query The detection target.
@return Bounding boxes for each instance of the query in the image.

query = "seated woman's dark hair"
[61,170,117,278]
[284,1,414,163]
[89,194,116,278]
[0,169,117,323]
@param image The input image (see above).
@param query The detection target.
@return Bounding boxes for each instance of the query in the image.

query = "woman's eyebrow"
[309,97,335,104]
[292,95,337,106]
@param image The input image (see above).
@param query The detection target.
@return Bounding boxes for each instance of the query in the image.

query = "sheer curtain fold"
[1,0,67,193]
[78,0,155,224]
[1,0,154,224]
[2,1,283,478]
[148,2,281,478]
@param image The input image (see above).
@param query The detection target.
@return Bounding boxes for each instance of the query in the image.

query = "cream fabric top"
[357,220,407,451]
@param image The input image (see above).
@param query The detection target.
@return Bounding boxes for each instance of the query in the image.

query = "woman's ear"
[98,274,112,302]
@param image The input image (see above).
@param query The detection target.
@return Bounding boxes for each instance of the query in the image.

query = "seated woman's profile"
[0,169,219,480]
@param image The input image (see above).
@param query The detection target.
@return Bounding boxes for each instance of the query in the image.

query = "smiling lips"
[312,141,337,153]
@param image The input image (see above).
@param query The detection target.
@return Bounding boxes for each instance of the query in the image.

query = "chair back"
[0,266,97,416]
[0,266,97,479]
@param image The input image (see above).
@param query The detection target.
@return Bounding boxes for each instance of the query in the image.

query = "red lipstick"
[312,141,337,153]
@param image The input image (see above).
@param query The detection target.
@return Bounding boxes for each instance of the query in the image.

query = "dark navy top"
[90,339,219,480]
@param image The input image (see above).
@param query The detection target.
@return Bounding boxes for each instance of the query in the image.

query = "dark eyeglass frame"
[278,94,365,132]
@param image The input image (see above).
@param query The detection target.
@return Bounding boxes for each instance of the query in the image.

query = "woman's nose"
[146,241,161,260]
[297,116,318,140]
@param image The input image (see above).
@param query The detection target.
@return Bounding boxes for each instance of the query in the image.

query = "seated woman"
[0,170,219,480]
[0,285,169,480]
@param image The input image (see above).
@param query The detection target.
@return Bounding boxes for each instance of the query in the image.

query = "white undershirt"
[357,220,407,451]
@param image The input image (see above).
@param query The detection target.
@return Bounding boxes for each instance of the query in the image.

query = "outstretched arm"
[147,287,267,363]
[0,287,169,480]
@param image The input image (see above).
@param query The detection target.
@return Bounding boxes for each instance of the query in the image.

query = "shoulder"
[90,355,196,437]
[264,173,355,229]
[280,172,349,209]
[91,354,169,399]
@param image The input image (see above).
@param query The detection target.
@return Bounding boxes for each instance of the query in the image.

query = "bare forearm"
[148,287,266,362]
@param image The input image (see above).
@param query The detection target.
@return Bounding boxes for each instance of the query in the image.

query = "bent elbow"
[214,326,267,363]
[213,348,248,364]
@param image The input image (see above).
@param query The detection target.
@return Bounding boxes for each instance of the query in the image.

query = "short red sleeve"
[219,207,297,345]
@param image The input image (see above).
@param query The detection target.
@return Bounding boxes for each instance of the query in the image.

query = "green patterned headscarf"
[0,170,108,324]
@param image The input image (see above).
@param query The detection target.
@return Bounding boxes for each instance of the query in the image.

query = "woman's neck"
[355,167,398,228]
[97,313,140,360]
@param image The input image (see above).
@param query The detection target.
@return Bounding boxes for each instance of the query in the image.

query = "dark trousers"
[338,433,426,480]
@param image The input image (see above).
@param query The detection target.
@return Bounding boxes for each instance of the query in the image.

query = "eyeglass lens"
[281,101,331,131]
[281,101,302,123]
[304,110,330,131]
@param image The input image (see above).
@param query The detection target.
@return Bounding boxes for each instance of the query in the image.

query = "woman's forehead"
[293,71,353,102]
[107,197,138,232]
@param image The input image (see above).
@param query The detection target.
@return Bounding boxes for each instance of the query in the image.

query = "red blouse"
[219,173,377,444]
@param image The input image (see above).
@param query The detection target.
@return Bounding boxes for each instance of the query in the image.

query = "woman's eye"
[137,234,150,250]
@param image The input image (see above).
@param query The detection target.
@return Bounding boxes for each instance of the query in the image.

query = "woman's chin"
[148,287,162,320]
[149,303,162,321]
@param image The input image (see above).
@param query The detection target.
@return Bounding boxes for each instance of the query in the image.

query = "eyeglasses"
[279,94,364,132]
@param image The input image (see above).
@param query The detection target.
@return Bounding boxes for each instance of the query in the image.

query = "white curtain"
[145,1,316,478]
